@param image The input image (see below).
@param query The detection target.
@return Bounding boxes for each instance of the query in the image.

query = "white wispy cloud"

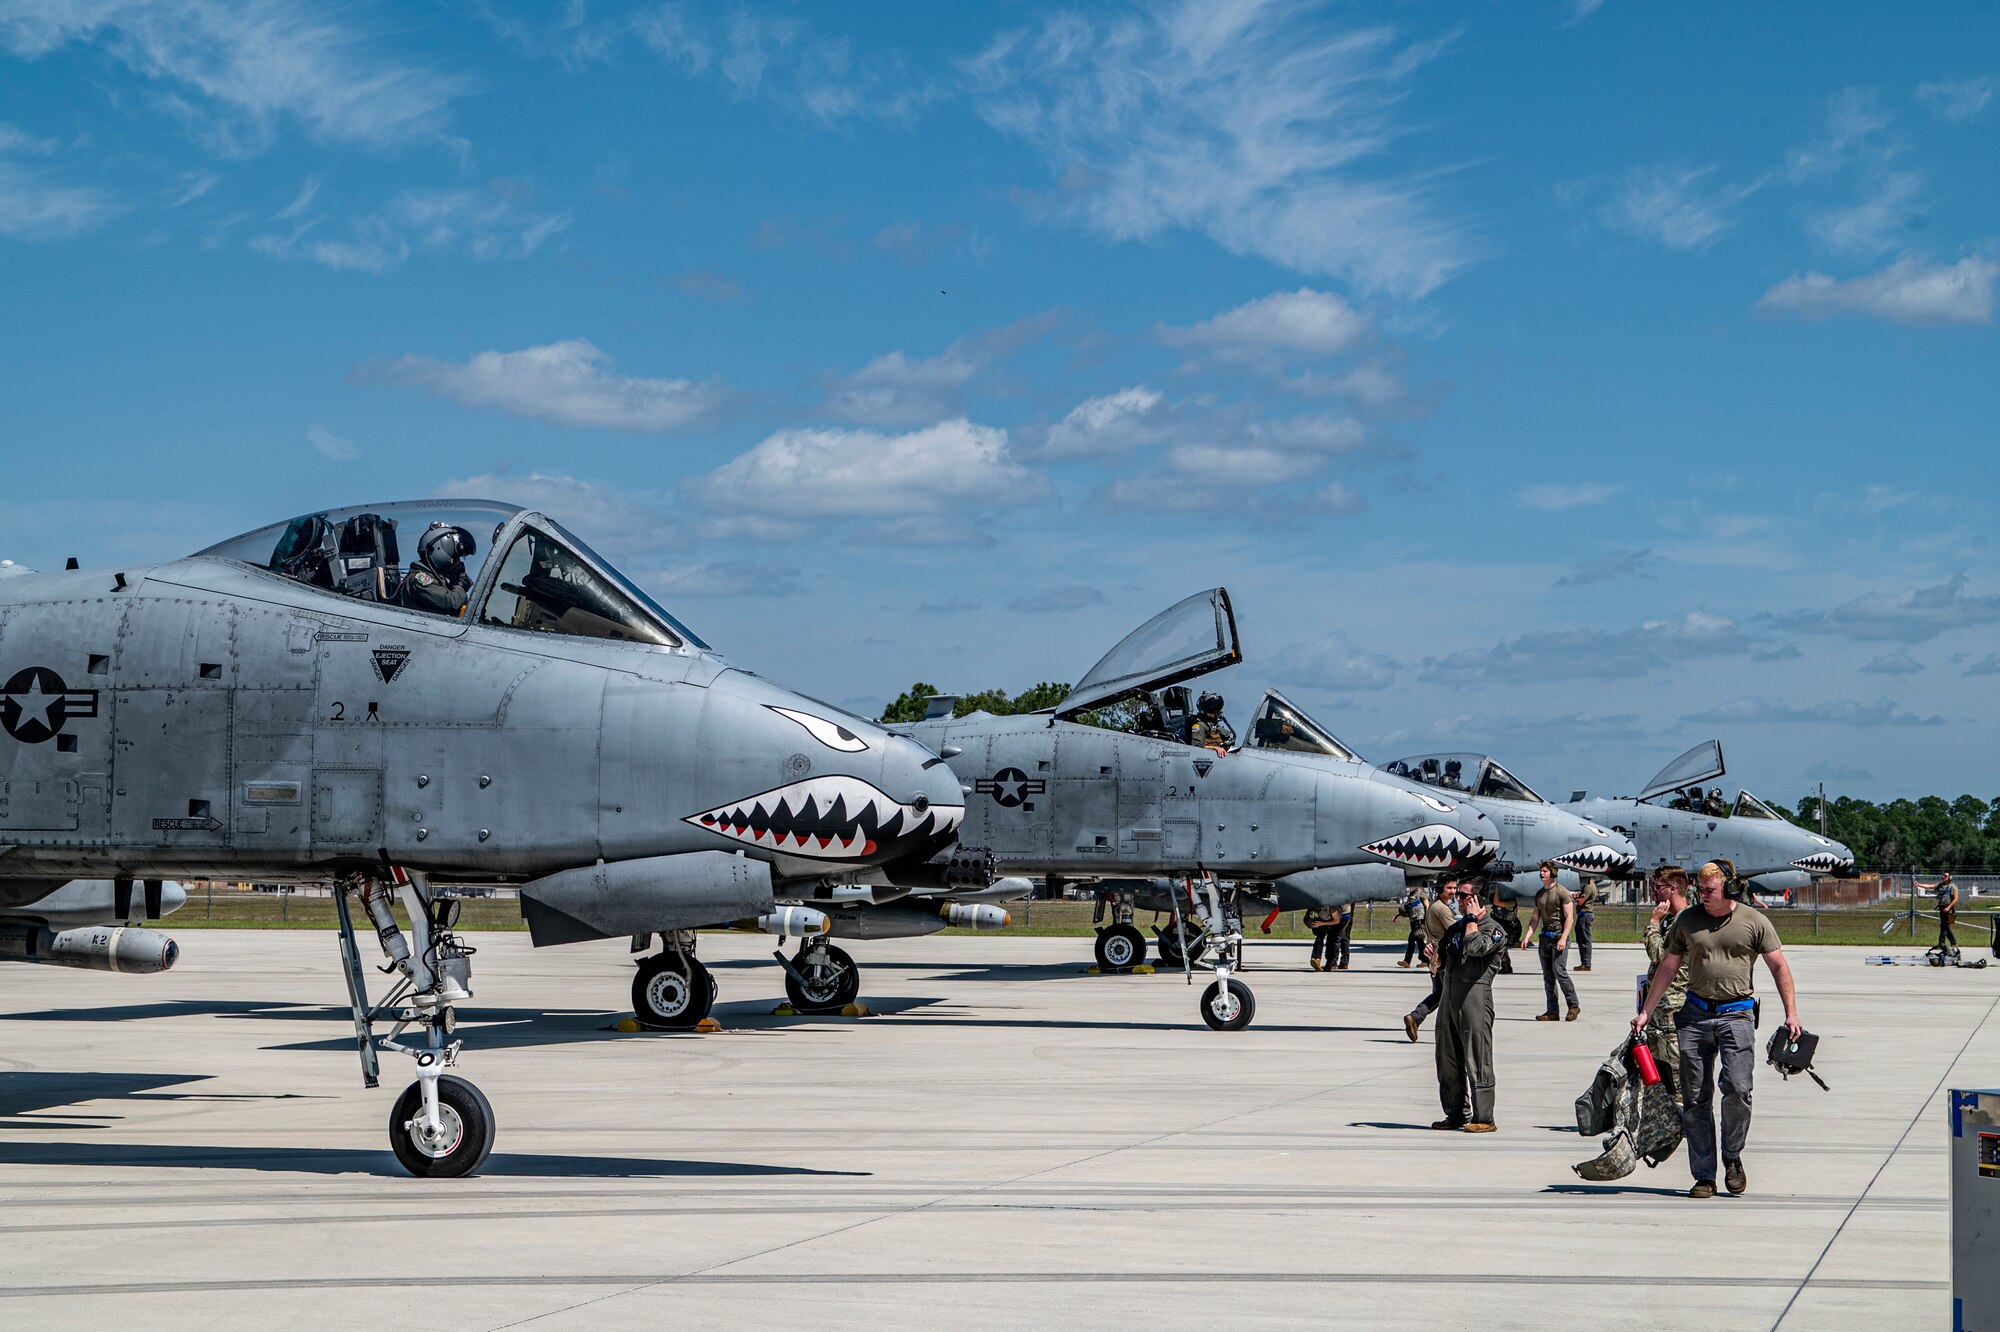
[964,1,1474,297]
[1555,548,1652,587]
[634,5,935,127]
[1772,572,2000,642]
[1786,87,1895,182]
[0,121,60,155]
[1593,164,1762,251]
[689,418,1049,519]
[362,340,736,433]
[0,159,119,239]
[1517,481,1619,512]
[431,471,671,560]
[1678,696,1945,728]
[1419,613,1751,686]
[1917,76,1994,125]
[1035,386,1171,460]
[1756,256,1997,326]
[306,423,356,461]
[0,0,468,154]
[1159,288,1374,361]
[819,314,1055,427]
[1858,648,1924,675]
[1267,631,1401,690]
[1807,169,1923,258]
[251,184,569,273]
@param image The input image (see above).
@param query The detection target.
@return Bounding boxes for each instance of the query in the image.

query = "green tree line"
[1786,793,2000,872]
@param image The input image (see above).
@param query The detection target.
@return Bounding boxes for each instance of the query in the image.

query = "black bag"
[1765,1028,1828,1090]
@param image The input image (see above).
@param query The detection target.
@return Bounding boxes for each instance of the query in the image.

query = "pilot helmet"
[1197,691,1223,715]
[1387,760,1410,777]
[1443,759,1463,779]
[419,523,477,581]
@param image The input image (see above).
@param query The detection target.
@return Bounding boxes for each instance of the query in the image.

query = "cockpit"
[1050,588,1244,748]
[1382,753,1548,803]
[1732,790,1784,820]
[1241,690,1363,761]
[194,499,707,649]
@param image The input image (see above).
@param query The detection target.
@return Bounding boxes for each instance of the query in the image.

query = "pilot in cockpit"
[1669,786,1695,811]
[1703,787,1729,817]
[1187,691,1234,754]
[1442,758,1466,791]
[400,522,477,616]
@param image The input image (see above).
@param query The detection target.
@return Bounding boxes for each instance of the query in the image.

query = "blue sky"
[1,1,1994,804]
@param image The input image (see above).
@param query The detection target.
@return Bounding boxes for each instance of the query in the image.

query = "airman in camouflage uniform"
[1642,866,1692,1094]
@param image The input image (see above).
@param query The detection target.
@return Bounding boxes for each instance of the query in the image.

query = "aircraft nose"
[1552,825,1638,879]
[1353,772,1500,872]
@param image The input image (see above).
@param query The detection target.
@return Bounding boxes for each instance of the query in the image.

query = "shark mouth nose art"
[1362,824,1498,870]
[686,775,963,861]
[1791,851,1852,873]
[1554,845,1637,876]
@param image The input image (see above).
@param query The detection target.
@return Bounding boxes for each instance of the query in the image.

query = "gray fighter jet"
[899,590,1498,1030]
[0,499,964,1175]
[1563,740,1856,881]
[1233,694,1637,901]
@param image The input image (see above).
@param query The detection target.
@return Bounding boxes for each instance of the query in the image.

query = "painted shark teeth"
[685,775,964,862]
[1554,844,1638,876]
[1361,824,1498,870]
[1790,851,1852,873]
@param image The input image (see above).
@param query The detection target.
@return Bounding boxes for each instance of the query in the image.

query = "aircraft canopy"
[1639,740,1726,802]
[1242,689,1363,761]
[1383,752,1549,804]
[197,499,708,649]
[1733,789,1785,821]
[1055,588,1240,719]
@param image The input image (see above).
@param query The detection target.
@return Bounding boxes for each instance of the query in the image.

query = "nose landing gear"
[333,868,496,1179]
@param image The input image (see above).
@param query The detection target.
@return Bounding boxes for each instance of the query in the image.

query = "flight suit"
[399,562,469,616]
[1187,714,1234,750]
[1436,911,1508,1125]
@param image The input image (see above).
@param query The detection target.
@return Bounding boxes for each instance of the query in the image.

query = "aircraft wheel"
[1095,924,1146,971]
[389,1075,496,1178]
[786,944,860,1013]
[632,955,715,1030]
[1155,929,1184,969]
[1199,978,1256,1032]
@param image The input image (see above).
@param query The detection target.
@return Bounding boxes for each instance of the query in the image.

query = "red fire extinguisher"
[1632,1040,1661,1086]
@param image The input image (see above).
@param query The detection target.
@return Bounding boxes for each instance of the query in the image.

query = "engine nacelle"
[0,923,179,973]
[519,852,775,946]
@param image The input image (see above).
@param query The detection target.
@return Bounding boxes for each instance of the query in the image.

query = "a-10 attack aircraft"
[1227,695,1638,899]
[0,499,966,1175]
[899,590,1499,1029]
[1563,740,1856,883]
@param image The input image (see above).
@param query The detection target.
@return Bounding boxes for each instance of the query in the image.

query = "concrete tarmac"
[0,930,1992,1329]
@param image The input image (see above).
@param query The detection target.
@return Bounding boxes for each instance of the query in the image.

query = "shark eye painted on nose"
[1412,792,1452,814]
[768,705,869,753]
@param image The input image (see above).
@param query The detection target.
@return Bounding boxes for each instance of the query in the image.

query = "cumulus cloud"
[1858,648,1924,675]
[430,471,667,558]
[1753,643,1803,662]
[0,159,119,238]
[0,0,468,155]
[1592,164,1762,251]
[1756,256,1997,326]
[1556,548,1652,587]
[1965,653,2000,676]
[1772,572,2000,642]
[1159,288,1373,362]
[306,423,356,461]
[1917,76,1994,125]
[1267,631,1401,691]
[690,417,1049,519]
[1418,613,1751,686]
[1035,386,1172,459]
[1006,584,1107,614]
[365,341,736,433]
[252,184,570,273]
[965,3,1474,297]
[820,314,1055,427]
[1678,697,1945,728]
[1517,481,1620,512]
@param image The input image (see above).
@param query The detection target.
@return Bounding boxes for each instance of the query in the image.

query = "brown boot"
[1403,1013,1421,1043]
[1463,1122,1497,1133]
[1689,1180,1717,1199]
[1567,1006,1582,1021]
[1535,1011,1560,1022]
[1430,1118,1465,1131]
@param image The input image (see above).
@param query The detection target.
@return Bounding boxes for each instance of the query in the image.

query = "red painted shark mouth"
[1362,824,1499,870]
[686,775,963,862]
[1791,850,1853,873]
[1554,845,1638,876]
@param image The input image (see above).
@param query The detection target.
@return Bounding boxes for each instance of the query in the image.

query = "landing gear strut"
[632,931,715,1029]
[1174,873,1255,1031]
[781,936,859,1012]
[333,867,496,1178]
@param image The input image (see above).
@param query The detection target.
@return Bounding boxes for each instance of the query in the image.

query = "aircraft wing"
[1054,588,1241,719]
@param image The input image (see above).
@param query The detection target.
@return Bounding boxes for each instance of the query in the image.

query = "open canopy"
[1639,740,1726,802]
[1733,789,1785,821]
[1242,689,1363,761]
[195,499,708,649]
[1054,588,1240,719]
[1383,752,1548,804]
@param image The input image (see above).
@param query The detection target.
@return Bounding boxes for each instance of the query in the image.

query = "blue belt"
[1541,929,1562,938]
[1684,993,1754,1015]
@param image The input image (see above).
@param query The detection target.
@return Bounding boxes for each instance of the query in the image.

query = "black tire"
[389,1074,496,1178]
[1094,923,1146,971]
[631,954,715,1030]
[1155,928,1183,969]
[1199,978,1256,1032]
[786,944,860,1013]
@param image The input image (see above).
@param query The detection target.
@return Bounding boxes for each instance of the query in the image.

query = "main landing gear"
[333,867,496,1178]
[631,930,716,1029]
[780,936,860,1012]
[1092,889,1148,970]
